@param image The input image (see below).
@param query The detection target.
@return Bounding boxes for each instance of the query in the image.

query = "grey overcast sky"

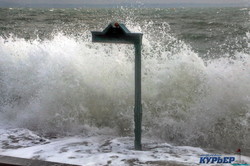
[0,0,249,7]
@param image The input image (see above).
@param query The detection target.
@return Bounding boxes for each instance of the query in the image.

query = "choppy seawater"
[0,7,249,156]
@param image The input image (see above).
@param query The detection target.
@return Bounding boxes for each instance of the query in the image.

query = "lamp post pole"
[91,22,143,150]
[134,41,142,150]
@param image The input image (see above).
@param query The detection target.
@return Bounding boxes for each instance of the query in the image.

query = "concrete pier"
[0,155,80,166]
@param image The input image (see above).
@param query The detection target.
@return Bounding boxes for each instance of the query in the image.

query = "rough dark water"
[0,7,249,155]
[0,7,249,56]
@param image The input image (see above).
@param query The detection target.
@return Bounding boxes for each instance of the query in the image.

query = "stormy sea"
[0,7,249,165]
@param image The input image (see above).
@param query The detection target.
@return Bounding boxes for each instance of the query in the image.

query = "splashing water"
[0,9,249,155]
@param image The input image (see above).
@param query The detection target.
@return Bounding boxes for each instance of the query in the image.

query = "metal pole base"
[134,104,142,150]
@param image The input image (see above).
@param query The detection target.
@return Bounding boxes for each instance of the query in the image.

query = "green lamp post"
[91,22,143,150]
